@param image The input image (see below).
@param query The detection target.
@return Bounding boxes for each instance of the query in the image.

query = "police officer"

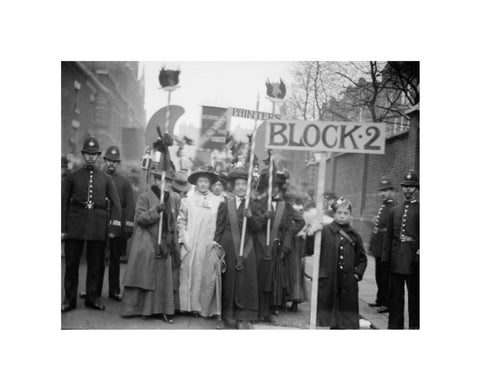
[382,170,419,329]
[96,145,135,301]
[61,136,122,312]
[368,178,397,313]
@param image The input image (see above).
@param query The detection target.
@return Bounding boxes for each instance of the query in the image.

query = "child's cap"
[331,197,353,212]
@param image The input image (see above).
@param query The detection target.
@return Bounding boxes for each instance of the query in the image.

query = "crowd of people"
[61,135,419,330]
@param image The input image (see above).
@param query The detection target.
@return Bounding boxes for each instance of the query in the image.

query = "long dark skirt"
[121,256,179,317]
[220,231,258,322]
[286,236,306,303]
[271,255,290,307]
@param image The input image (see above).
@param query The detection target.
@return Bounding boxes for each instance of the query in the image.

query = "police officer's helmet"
[400,170,419,187]
[81,136,101,154]
[104,145,121,162]
[378,177,394,191]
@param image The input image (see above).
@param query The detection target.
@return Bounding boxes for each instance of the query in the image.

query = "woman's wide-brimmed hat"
[172,170,191,192]
[151,167,176,181]
[188,166,217,185]
[284,187,303,201]
[227,167,249,183]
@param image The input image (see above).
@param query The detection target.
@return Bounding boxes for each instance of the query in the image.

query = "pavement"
[61,252,407,330]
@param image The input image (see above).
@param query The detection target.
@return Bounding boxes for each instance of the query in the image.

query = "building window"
[386,116,409,139]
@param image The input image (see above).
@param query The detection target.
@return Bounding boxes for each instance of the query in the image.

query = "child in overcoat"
[316,198,367,329]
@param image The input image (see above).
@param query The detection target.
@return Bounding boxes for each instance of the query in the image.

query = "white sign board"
[265,120,386,154]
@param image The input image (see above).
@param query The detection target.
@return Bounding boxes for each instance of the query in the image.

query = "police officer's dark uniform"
[382,170,419,329]
[97,146,135,301]
[368,178,397,311]
[61,136,122,312]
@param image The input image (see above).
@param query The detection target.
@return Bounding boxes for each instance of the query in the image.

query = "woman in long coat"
[252,171,304,322]
[316,198,367,329]
[283,188,307,312]
[177,167,223,317]
[120,168,181,322]
[213,167,262,329]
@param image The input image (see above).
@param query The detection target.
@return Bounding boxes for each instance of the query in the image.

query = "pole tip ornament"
[265,78,287,103]
[159,67,180,91]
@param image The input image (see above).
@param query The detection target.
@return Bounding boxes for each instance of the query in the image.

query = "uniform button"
[340,256,344,259]
[340,237,344,240]
[340,246,343,250]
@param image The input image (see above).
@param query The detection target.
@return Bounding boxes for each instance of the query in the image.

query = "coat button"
[340,256,344,259]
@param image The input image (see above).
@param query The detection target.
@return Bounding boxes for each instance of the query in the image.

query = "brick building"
[61,61,146,168]
[301,63,420,243]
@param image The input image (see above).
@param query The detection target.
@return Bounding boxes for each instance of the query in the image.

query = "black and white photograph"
[3,1,479,389]
[60,60,420,331]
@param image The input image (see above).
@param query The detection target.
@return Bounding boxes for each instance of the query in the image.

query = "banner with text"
[265,120,386,154]
[229,107,281,121]
[200,106,229,151]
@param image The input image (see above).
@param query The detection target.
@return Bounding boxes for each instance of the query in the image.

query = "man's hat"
[378,177,394,191]
[227,166,249,183]
[188,166,217,185]
[151,167,176,181]
[103,145,121,162]
[400,169,419,187]
[81,136,101,154]
[172,170,191,193]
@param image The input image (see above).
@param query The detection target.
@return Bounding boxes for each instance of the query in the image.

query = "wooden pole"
[266,102,276,245]
[158,90,171,246]
[239,94,260,257]
[309,152,327,329]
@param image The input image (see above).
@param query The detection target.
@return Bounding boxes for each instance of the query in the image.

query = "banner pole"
[265,102,276,245]
[309,152,327,329]
[239,93,260,257]
[158,90,171,246]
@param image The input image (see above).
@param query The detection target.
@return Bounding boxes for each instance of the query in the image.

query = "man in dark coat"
[382,170,420,329]
[96,145,135,301]
[368,178,397,313]
[213,167,262,329]
[61,136,122,312]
